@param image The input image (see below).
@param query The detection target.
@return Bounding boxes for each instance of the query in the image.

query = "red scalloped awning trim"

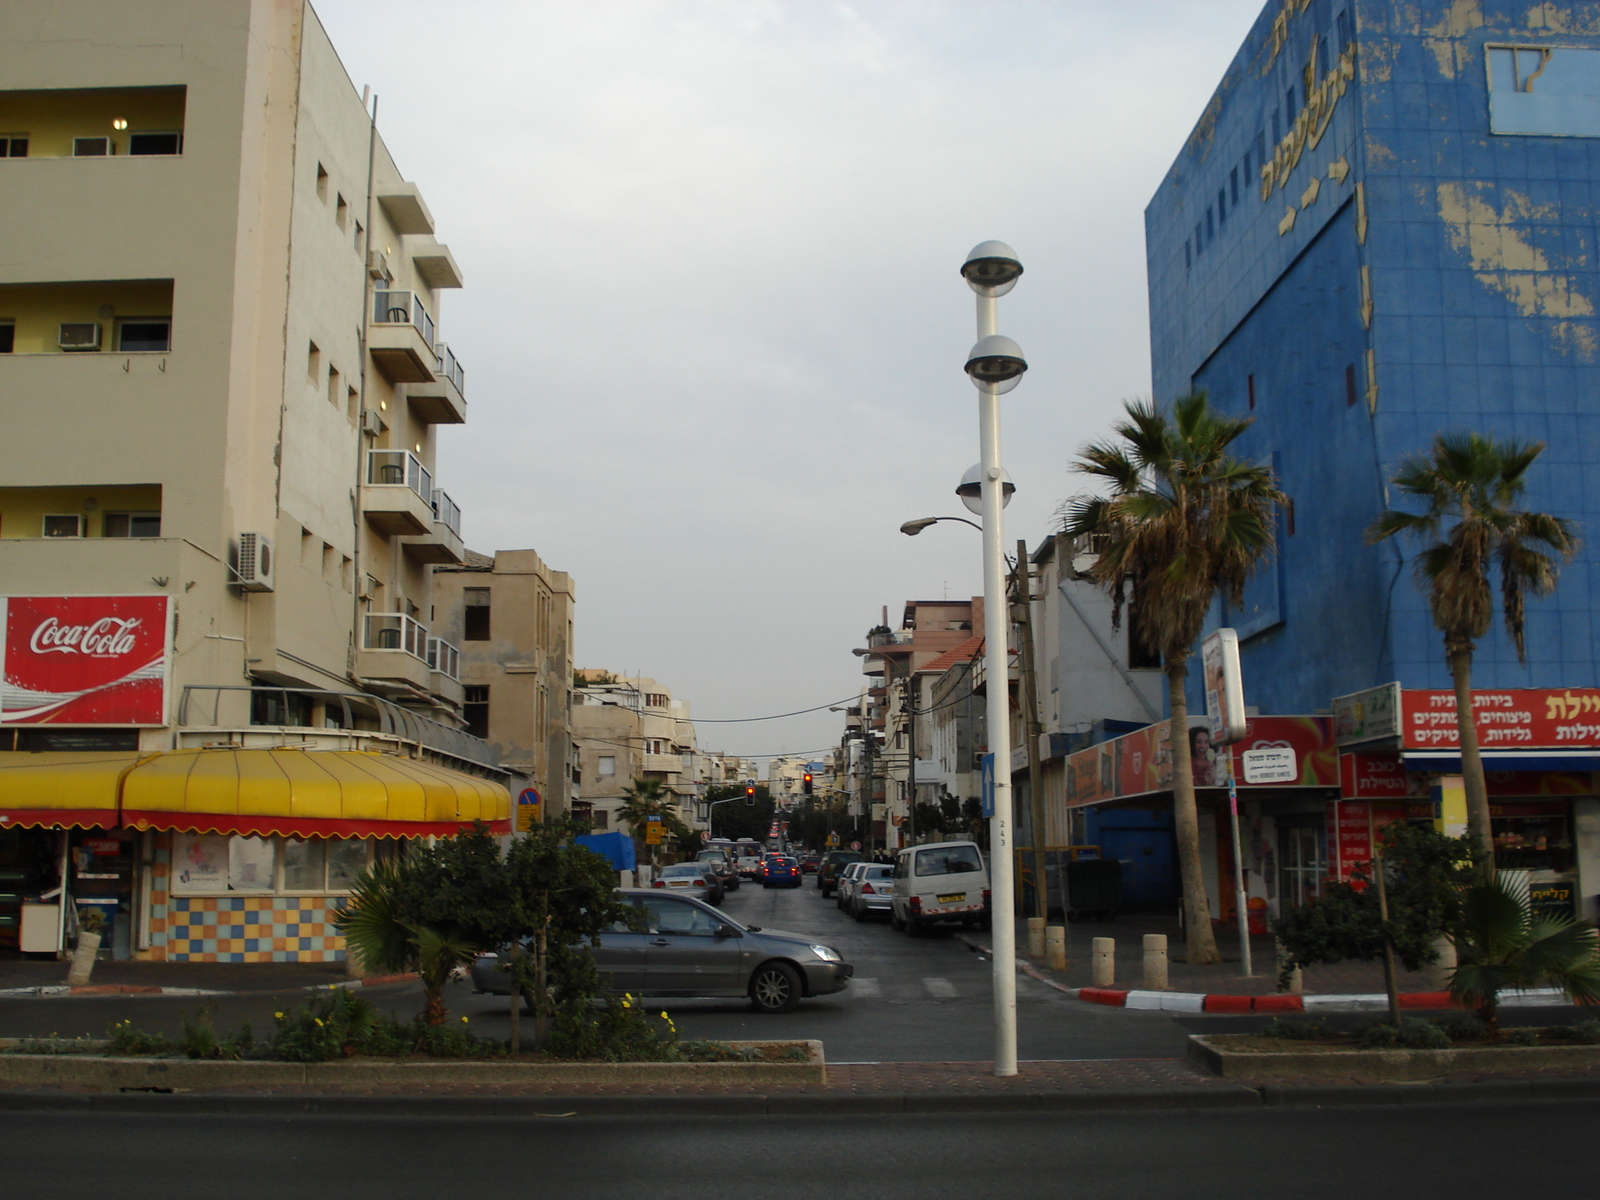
[111,811,508,840]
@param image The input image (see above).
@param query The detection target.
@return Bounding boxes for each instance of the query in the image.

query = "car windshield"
[914,846,983,876]
[662,864,703,877]
[865,865,892,878]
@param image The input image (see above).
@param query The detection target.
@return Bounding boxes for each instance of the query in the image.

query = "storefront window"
[172,833,372,895]
[1491,804,1574,873]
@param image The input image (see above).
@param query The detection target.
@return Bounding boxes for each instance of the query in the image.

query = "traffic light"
[802,772,813,796]
[744,784,756,806]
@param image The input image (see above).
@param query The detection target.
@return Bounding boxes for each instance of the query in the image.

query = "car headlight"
[809,944,841,963]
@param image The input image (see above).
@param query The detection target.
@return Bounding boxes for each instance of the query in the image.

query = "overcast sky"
[313,0,1263,763]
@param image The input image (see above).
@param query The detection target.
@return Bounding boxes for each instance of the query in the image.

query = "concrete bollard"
[1429,934,1457,991]
[1027,917,1046,958]
[1142,933,1169,991]
[1091,936,1115,988]
[1045,925,1068,971]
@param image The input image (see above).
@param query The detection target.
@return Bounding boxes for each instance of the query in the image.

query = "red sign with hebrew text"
[1401,689,1600,751]
[1,596,170,726]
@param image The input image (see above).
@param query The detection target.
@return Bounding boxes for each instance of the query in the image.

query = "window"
[341,555,353,591]
[316,162,328,201]
[645,693,669,708]
[1184,240,1191,270]
[307,340,321,382]
[1230,166,1239,205]
[0,136,26,157]
[1271,109,1281,143]
[1345,363,1358,407]
[1488,45,1600,136]
[1242,149,1252,188]
[463,587,490,640]
[1285,84,1298,121]
[464,684,489,739]
[1127,587,1162,670]
[116,319,170,352]
[1194,222,1203,255]
[335,193,349,231]
[128,131,181,155]
[1205,208,1214,242]
[42,514,82,537]
[328,366,341,406]
[598,755,616,776]
[1336,8,1353,53]
[170,832,374,895]
[103,512,160,537]
[0,323,13,353]
[1217,187,1227,225]
[73,137,110,156]
[1247,373,1256,410]
[592,810,609,830]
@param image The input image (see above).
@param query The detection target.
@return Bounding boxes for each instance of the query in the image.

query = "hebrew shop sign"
[0,596,171,726]
[1402,688,1600,751]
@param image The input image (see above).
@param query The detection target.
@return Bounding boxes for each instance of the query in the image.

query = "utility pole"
[905,666,918,849]
[1013,539,1052,928]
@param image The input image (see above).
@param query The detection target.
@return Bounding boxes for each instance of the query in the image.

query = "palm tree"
[1368,433,1578,868]
[1448,879,1600,1034]
[617,777,691,871]
[1062,394,1285,964]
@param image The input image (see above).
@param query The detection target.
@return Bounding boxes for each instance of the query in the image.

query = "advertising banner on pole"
[1202,628,1247,744]
[0,595,171,726]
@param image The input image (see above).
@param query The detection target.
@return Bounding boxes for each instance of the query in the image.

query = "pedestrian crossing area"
[848,976,972,1001]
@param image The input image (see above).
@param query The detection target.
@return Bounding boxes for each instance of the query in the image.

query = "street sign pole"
[1227,775,1252,978]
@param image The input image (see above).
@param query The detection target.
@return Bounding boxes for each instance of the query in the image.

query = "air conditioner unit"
[367,250,391,280]
[58,322,102,351]
[360,408,385,437]
[235,531,275,592]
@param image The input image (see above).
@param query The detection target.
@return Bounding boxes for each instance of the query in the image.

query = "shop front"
[0,747,510,962]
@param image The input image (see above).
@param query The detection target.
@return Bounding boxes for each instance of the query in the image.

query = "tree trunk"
[533,925,550,1053]
[1169,665,1221,964]
[1449,646,1495,875]
[506,941,523,1054]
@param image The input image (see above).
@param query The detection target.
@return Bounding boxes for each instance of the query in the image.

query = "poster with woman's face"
[1189,725,1216,787]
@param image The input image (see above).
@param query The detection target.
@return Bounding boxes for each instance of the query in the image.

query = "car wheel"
[749,961,803,1014]
[906,916,925,938]
[890,908,906,931]
[853,901,867,922]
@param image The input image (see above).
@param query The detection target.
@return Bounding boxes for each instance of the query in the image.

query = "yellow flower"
[460,1016,469,1023]
[313,1018,323,1027]
[274,1011,284,1019]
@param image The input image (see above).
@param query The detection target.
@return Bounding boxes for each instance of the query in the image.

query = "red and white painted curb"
[0,972,418,999]
[966,937,1570,1014]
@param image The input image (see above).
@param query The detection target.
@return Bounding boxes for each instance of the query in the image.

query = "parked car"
[834,861,869,909]
[840,862,895,920]
[890,840,990,935]
[695,848,740,891]
[761,855,802,888]
[817,850,863,897]
[798,854,822,874]
[470,889,853,1013]
[655,861,722,905]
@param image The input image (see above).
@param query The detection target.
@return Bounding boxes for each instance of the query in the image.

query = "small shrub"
[1258,1017,1328,1041]
[1430,1011,1489,1043]
[109,1019,171,1055]
[1355,1018,1451,1049]
[268,987,377,1062]
[1569,1020,1600,1044]
[1504,1026,1541,1046]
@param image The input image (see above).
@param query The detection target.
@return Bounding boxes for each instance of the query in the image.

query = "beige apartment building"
[572,673,701,836]
[0,1,509,965]
[434,550,576,825]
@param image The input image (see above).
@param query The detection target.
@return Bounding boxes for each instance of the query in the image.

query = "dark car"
[798,855,822,874]
[816,850,863,897]
[694,848,739,892]
[760,855,802,888]
[470,889,853,1013]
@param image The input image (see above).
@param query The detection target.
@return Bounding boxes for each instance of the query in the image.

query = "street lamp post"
[960,240,1026,1078]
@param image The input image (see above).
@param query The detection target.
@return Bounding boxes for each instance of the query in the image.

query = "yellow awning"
[120,748,509,838]
[0,751,147,830]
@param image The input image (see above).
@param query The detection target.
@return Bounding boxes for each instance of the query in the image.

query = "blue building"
[1144,0,1600,919]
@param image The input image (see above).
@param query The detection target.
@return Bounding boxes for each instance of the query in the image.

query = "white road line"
[850,977,882,998]
[923,977,958,999]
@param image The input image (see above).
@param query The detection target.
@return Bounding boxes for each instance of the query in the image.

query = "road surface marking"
[923,977,958,999]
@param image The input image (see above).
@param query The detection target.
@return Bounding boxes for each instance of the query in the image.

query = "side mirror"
[714,924,739,939]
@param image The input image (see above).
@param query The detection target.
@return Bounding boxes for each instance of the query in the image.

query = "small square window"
[73,137,110,157]
[598,755,616,777]
[0,135,27,157]
[128,131,181,156]
[316,162,328,201]
[0,323,13,353]
[42,514,83,538]
[116,319,170,352]
[104,512,161,537]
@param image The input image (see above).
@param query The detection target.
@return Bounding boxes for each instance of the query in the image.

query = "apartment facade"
[1137,0,1600,922]
[571,673,701,836]
[0,1,507,964]
[434,550,576,824]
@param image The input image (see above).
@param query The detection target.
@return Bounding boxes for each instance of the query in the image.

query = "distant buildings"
[571,672,700,834]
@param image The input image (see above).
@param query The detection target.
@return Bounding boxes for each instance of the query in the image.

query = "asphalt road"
[4,1100,1594,1198]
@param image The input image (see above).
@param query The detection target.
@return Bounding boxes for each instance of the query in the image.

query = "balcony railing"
[366,449,432,502]
[426,636,461,681]
[363,612,428,660]
[431,488,461,536]
[373,289,437,348]
[435,343,466,396]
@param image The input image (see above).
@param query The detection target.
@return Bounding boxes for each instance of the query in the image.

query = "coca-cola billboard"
[0,596,171,726]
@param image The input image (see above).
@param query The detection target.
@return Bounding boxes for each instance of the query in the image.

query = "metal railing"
[426,636,461,680]
[372,289,436,348]
[366,449,432,503]
[431,488,461,536]
[435,343,465,396]
[363,612,428,660]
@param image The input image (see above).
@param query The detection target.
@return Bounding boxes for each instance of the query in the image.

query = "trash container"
[1065,858,1122,922]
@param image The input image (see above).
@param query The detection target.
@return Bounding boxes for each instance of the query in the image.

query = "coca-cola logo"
[28,616,143,657]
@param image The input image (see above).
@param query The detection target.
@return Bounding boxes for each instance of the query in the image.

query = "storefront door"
[1279,822,1325,909]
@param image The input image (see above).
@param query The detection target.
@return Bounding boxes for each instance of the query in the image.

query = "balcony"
[400,343,466,424]
[361,450,434,536]
[357,613,432,690]
[368,290,438,383]
[401,487,465,564]
[426,636,463,706]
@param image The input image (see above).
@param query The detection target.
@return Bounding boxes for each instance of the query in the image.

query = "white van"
[890,840,991,934]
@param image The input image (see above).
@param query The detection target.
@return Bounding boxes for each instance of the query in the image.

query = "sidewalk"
[0,958,391,997]
[983,912,1442,999]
